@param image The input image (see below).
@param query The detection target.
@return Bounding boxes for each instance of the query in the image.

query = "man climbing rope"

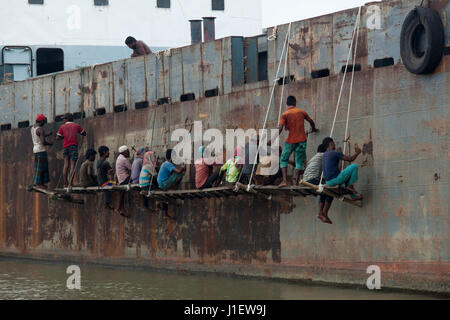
[56,113,86,187]
[31,114,53,189]
[321,137,363,202]
[276,96,317,187]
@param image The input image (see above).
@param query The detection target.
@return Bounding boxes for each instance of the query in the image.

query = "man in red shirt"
[277,96,317,187]
[56,113,86,187]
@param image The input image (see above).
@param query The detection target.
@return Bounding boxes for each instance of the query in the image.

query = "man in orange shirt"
[278,96,317,187]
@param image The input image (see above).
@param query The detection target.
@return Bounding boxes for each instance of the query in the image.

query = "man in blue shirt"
[157,149,185,191]
[322,136,363,203]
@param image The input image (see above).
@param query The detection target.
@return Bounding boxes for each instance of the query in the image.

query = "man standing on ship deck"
[276,96,317,187]
[31,114,53,188]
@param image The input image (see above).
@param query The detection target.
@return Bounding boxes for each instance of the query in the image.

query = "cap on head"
[36,114,47,122]
[119,145,129,153]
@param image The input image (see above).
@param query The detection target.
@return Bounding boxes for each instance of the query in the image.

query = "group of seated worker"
[192,135,363,225]
[75,134,362,222]
[76,145,186,216]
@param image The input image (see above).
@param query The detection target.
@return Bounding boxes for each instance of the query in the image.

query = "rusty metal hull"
[0,0,449,293]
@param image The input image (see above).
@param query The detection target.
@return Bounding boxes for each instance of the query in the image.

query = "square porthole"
[94,0,109,6]
[157,0,170,8]
[212,0,224,11]
[36,48,64,76]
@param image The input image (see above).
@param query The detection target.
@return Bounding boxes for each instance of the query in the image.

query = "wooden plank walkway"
[27,185,84,204]
[44,181,363,207]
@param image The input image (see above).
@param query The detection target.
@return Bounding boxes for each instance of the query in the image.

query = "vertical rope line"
[329,6,361,138]
[319,7,362,185]
[342,9,361,170]
[246,23,292,190]
[147,108,157,198]
[278,23,292,124]
[236,23,291,185]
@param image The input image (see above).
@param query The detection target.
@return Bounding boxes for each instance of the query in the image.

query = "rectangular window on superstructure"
[28,0,44,4]
[212,0,224,11]
[157,0,171,8]
[94,0,109,5]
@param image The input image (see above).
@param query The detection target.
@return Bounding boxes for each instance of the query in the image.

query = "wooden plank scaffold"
[27,185,84,204]
[34,180,362,207]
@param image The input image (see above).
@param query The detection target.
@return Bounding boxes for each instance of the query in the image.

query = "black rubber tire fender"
[400,7,445,74]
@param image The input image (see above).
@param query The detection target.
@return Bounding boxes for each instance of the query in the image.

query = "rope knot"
[318,184,325,194]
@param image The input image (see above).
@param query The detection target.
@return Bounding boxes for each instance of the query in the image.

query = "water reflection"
[0,258,441,300]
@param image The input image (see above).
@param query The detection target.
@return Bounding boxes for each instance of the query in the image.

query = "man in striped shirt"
[303,144,334,224]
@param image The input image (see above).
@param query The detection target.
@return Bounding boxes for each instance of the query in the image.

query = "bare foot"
[278,181,288,188]
[318,214,333,224]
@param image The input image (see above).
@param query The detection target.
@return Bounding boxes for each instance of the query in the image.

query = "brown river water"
[0,258,443,300]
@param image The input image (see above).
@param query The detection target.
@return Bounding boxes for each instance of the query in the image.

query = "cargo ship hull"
[0,0,449,293]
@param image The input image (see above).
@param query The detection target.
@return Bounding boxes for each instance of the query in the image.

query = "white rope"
[329,6,361,138]
[247,23,292,190]
[342,9,361,170]
[317,184,324,194]
[319,6,362,187]
[277,23,292,124]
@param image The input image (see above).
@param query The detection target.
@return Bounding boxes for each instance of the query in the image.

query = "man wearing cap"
[31,114,53,188]
[116,145,132,217]
[56,113,86,187]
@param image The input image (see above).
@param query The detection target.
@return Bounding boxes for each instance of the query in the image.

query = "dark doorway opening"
[36,48,64,76]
